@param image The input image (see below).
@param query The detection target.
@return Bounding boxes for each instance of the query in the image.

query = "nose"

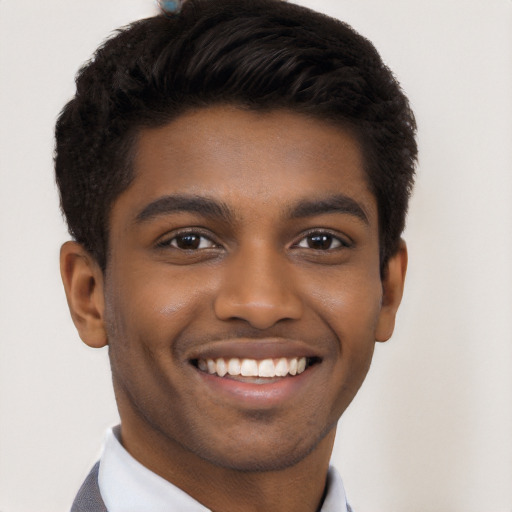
[213,245,303,330]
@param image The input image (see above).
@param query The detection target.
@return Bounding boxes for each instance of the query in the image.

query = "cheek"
[306,271,383,338]
[304,270,382,389]
[104,264,221,380]
[103,271,201,406]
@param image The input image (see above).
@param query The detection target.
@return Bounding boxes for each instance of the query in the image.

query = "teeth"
[227,358,241,376]
[241,358,259,377]
[198,356,309,378]
[216,358,227,377]
[289,358,298,376]
[207,359,216,374]
[275,357,288,377]
[258,359,274,378]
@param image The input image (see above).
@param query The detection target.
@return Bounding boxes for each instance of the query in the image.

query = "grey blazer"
[71,462,108,512]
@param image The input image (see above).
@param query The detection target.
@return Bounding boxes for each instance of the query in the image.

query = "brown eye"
[169,234,216,250]
[297,233,344,250]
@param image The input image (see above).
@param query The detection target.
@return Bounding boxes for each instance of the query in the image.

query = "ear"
[60,241,108,348]
[375,239,408,342]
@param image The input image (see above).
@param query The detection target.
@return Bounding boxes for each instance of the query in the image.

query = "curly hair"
[55,0,417,272]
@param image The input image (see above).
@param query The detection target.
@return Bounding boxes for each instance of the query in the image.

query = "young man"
[56,0,417,510]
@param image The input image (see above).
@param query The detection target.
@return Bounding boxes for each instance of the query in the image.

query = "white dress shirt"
[98,426,351,512]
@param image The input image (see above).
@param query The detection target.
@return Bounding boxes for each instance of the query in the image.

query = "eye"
[160,232,218,250]
[296,232,348,251]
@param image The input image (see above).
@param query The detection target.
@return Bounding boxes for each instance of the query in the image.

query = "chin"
[184,422,335,473]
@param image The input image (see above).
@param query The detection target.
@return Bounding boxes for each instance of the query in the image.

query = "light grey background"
[1,1,511,511]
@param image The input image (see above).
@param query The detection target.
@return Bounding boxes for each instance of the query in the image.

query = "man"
[56,0,417,510]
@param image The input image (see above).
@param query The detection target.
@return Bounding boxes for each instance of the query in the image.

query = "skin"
[61,106,407,512]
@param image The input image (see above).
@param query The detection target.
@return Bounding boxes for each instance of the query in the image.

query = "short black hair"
[55,0,417,272]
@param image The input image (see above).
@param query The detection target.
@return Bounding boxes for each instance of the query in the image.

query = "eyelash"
[156,230,220,251]
[157,229,351,252]
[292,230,352,251]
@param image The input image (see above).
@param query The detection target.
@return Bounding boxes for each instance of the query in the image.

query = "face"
[101,106,397,472]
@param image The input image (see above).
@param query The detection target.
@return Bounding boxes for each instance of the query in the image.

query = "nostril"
[213,296,303,330]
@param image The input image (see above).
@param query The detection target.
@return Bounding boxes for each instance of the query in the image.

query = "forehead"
[119,106,377,224]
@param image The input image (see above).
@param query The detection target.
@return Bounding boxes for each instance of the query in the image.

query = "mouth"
[192,356,320,381]
[187,339,323,405]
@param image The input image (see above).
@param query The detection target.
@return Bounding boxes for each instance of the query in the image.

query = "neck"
[119,413,336,512]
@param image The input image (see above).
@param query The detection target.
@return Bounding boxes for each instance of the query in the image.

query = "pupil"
[177,235,200,249]
[308,234,331,250]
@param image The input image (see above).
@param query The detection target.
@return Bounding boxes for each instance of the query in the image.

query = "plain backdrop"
[1,1,511,511]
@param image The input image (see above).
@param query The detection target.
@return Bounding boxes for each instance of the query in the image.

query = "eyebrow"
[134,192,369,226]
[134,194,234,224]
[288,194,369,224]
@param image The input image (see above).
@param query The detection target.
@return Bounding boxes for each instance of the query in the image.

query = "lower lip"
[193,366,317,408]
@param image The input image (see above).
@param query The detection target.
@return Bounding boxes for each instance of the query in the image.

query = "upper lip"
[187,338,323,362]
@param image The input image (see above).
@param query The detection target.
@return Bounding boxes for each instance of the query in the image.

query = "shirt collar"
[98,426,350,512]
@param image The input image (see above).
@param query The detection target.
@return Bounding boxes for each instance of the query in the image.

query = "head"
[55,0,416,275]
[56,0,416,481]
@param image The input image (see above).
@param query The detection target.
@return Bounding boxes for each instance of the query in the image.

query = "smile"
[189,342,323,406]
[196,357,309,378]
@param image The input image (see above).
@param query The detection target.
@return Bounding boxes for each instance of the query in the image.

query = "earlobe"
[375,240,408,342]
[60,241,108,348]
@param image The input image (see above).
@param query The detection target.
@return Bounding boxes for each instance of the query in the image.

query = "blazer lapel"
[71,461,108,512]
